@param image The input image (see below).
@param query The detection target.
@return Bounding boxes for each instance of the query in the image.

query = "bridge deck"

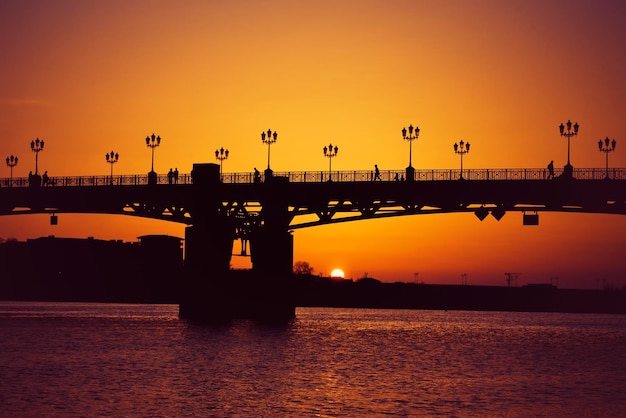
[1,168,625,227]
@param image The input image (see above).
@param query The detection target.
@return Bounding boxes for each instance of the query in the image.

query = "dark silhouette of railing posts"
[4,167,626,187]
[598,137,617,179]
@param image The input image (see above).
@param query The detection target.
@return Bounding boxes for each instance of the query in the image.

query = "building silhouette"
[0,235,183,303]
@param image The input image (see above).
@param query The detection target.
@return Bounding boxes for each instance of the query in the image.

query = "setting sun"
[330,269,345,279]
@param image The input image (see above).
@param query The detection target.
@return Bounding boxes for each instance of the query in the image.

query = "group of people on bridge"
[167,168,179,184]
[28,171,54,186]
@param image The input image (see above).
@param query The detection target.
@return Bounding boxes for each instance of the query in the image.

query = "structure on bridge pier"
[179,163,296,322]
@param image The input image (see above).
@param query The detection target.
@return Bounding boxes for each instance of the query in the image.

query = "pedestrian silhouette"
[42,171,49,186]
[253,167,261,184]
[174,168,179,183]
[374,164,381,181]
[547,160,555,179]
[394,173,399,181]
[168,168,173,184]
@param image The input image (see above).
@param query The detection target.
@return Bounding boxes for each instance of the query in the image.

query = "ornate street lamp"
[261,129,278,177]
[559,119,579,177]
[30,138,44,175]
[598,137,617,179]
[402,124,420,181]
[6,155,18,187]
[145,133,161,185]
[323,143,339,181]
[145,133,161,173]
[215,147,229,177]
[106,151,119,185]
[453,140,470,180]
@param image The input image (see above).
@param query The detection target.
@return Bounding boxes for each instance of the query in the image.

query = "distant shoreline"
[295,276,626,315]
[2,274,625,316]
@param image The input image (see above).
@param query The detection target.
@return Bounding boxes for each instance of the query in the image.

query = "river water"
[1,302,625,417]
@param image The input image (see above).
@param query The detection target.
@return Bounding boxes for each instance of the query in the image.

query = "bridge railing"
[1,168,625,188]
[0,173,195,188]
[249,168,626,182]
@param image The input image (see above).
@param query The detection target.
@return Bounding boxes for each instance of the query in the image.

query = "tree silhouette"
[293,261,314,275]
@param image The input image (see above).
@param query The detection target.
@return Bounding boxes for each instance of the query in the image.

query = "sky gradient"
[1,0,626,289]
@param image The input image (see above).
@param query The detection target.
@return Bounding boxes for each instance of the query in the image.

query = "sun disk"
[330,268,345,278]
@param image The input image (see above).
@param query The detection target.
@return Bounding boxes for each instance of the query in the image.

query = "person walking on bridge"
[254,168,261,183]
[547,160,555,179]
[374,164,382,181]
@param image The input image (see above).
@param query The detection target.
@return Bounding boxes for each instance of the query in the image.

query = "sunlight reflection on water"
[1,303,625,417]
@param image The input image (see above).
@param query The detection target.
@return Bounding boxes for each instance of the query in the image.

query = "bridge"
[2,164,626,321]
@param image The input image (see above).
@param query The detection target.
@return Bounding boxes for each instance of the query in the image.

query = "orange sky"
[1,0,626,289]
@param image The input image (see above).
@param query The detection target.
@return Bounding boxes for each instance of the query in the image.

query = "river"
[1,302,625,417]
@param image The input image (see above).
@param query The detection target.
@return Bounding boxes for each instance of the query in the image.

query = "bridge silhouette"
[2,164,625,321]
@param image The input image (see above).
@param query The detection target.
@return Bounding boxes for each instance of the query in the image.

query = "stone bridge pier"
[179,164,295,322]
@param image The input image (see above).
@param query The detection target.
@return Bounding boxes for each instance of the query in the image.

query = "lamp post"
[323,143,339,181]
[146,133,161,172]
[30,138,44,175]
[145,133,161,185]
[261,129,278,178]
[6,155,18,187]
[402,124,420,181]
[105,151,119,185]
[215,147,229,177]
[598,137,617,179]
[453,140,470,179]
[559,120,579,178]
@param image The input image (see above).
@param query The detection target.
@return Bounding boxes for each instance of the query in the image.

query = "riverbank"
[295,276,626,315]
[2,271,625,315]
